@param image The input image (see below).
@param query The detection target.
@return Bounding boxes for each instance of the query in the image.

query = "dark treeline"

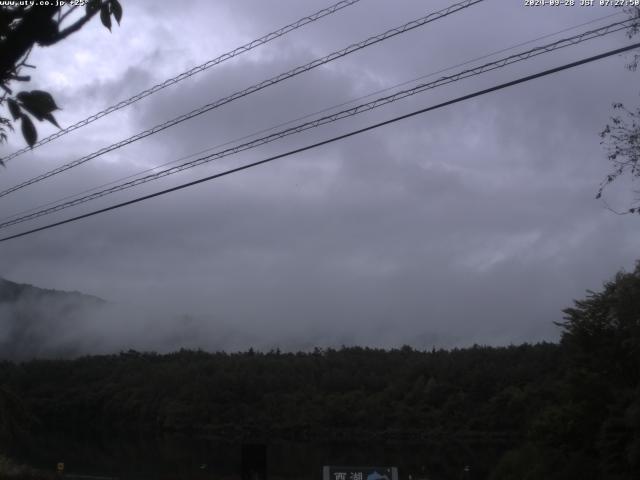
[0,263,639,479]
[0,343,562,440]
[2,344,563,479]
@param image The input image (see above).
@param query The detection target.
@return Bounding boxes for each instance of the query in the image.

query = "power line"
[2,10,623,224]
[0,18,632,230]
[0,0,484,199]
[1,42,638,244]
[0,0,364,163]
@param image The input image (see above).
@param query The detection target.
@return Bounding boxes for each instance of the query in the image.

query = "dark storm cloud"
[0,0,638,356]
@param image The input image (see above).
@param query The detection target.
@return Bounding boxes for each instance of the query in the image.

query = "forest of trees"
[1,343,563,479]
[0,263,638,479]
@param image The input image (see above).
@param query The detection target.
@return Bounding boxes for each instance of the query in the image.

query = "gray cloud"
[0,0,639,357]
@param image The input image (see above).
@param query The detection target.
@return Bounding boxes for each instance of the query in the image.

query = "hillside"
[0,278,106,360]
[0,277,105,305]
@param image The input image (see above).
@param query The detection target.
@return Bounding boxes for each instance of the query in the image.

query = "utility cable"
[1,41,638,244]
[0,18,632,230]
[0,0,484,199]
[0,0,363,163]
[1,9,623,224]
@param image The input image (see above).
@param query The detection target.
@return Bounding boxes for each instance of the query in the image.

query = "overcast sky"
[0,0,639,351]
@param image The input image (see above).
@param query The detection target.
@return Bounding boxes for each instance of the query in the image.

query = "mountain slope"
[0,277,106,360]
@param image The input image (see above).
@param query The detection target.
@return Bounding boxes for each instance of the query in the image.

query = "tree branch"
[47,9,97,44]
[57,5,78,27]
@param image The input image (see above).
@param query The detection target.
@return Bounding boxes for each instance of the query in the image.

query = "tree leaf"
[42,112,61,129]
[100,3,111,31]
[110,0,122,25]
[17,90,59,119]
[30,90,59,111]
[20,114,37,147]
[7,98,21,120]
[86,0,101,15]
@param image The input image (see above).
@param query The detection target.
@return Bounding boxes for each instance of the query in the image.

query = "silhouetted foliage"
[493,262,640,479]
[598,6,640,212]
[0,0,123,152]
